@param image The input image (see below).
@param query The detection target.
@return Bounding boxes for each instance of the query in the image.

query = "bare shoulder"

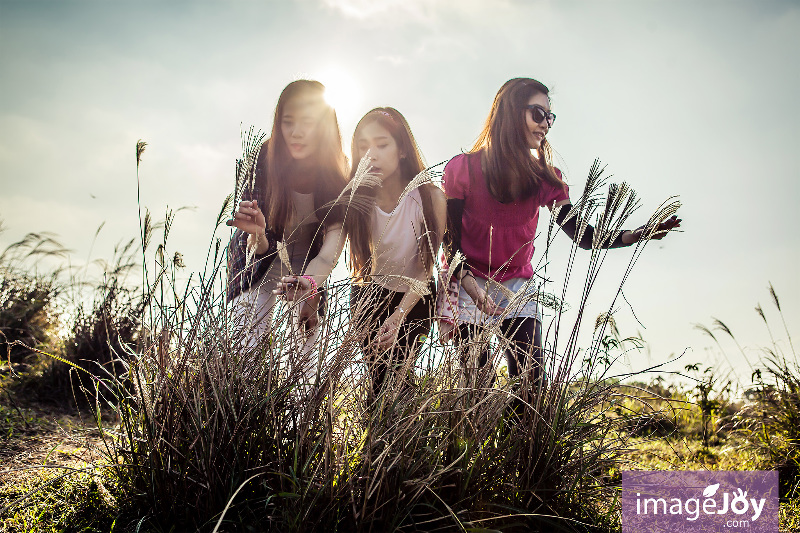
[428,182,446,203]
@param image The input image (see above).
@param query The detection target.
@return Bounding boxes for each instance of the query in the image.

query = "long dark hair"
[255,80,348,236]
[471,78,564,203]
[346,107,441,280]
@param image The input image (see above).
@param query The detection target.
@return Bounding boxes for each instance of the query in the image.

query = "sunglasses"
[526,104,556,127]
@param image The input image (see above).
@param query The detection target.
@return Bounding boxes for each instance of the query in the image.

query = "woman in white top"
[227,80,348,379]
[345,108,446,399]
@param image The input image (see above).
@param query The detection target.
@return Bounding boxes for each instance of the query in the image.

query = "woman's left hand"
[275,275,316,302]
[624,215,682,244]
[376,311,404,350]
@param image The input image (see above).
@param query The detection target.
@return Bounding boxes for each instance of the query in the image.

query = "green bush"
[736,356,800,497]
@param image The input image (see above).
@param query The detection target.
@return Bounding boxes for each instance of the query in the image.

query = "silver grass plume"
[592,182,639,250]
[693,322,718,342]
[320,152,382,216]
[398,166,444,263]
[276,241,293,274]
[397,167,437,205]
[403,276,431,297]
[233,125,266,216]
[534,290,569,311]
[491,277,568,316]
[216,194,234,229]
[769,282,781,312]
[755,303,767,324]
[557,158,608,224]
[370,274,431,297]
[594,312,619,338]
[550,159,608,248]
[136,140,147,168]
[142,208,153,252]
[346,151,384,196]
[638,196,681,241]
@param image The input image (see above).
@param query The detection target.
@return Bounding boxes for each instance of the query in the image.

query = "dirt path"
[0,395,106,489]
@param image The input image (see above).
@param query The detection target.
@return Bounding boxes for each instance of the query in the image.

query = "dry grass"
[0,146,695,531]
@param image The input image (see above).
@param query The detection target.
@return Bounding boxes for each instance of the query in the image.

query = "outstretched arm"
[551,200,681,249]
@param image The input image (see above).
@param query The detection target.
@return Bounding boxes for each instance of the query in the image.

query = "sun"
[314,67,362,131]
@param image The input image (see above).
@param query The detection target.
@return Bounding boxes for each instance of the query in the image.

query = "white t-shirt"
[370,188,429,293]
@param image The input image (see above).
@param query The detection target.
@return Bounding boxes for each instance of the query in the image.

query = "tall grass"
[59,144,681,532]
[729,284,799,498]
[0,141,682,531]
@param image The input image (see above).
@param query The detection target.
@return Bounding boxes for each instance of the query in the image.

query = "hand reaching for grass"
[227,199,266,234]
[376,311,403,349]
[275,276,316,302]
[276,276,321,332]
[460,275,504,316]
[622,215,682,244]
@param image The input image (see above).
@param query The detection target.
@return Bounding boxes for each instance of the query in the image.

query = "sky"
[1,0,798,387]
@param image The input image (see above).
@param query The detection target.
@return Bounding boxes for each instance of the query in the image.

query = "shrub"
[736,357,800,497]
[0,228,66,365]
[707,284,800,497]
[0,144,680,531]
[51,238,144,403]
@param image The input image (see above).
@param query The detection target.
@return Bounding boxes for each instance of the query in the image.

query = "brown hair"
[471,78,565,203]
[255,80,348,236]
[346,107,441,280]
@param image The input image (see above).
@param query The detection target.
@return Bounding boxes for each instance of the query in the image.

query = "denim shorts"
[457,276,542,325]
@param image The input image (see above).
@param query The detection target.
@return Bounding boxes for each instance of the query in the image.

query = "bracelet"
[453,262,471,280]
[459,269,475,282]
[299,275,319,296]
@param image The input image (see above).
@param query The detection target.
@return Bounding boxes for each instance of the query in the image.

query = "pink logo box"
[621,470,778,532]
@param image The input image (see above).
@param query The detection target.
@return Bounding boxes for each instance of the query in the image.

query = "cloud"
[319,0,516,23]
[376,54,409,66]
[320,0,437,21]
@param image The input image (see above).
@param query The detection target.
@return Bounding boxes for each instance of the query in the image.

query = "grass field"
[1,145,797,531]
[2,375,799,531]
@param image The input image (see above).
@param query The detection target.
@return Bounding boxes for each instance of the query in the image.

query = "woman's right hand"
[226,200,266,236]
[475,289,504,316]
[461,275,504,316]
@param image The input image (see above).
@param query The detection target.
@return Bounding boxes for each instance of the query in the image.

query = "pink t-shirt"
[443,151,569,282]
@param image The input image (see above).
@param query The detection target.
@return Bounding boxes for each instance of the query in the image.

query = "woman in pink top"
[444,77,681,384]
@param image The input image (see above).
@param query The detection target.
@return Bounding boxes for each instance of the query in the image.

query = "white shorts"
[457,276,542,325]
